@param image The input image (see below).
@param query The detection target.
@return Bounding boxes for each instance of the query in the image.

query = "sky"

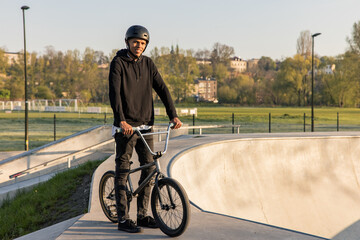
[1,0,360,61]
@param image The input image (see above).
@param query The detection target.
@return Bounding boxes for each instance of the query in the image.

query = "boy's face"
[128,38,147,58]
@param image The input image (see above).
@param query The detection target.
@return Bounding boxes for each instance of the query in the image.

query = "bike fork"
[155,175,176,210]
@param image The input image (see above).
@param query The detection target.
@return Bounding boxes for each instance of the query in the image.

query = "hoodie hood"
[116,49,143,62]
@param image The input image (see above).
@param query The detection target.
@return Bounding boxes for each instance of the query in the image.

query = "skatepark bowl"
[2,129,360,239]
[170,133,360,239]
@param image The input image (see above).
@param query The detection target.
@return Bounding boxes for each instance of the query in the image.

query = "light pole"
[21,5,30,150]
[311,32,321,132]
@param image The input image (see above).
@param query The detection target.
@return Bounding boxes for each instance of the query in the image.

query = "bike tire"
[151,178,191,237]
[99,170,118,223]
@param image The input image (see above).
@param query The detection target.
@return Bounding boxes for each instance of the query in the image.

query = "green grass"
[0,111,108,151]
[1,106,360,151]
[0,160,103,240]
[177,106,360,133]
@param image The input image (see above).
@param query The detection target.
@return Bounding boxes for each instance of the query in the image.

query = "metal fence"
[1,108,360,151]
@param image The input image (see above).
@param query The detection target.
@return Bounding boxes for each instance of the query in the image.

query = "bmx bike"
[99,123,190,237]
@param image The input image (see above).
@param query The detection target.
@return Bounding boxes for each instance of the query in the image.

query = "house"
[196,58,212,65]
[230,56,247,73]
[247,58,259,70]
[309,64,336,75]
[193,77,217,102]
[323,64,336,74]
[4,52,20,65]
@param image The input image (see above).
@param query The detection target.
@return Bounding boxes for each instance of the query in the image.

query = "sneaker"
[137,215,158,228]
[118,219,142,233]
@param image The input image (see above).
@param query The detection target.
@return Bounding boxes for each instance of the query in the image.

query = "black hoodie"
[109,49,177,127]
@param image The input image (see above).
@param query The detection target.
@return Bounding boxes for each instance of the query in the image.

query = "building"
[309,64,336,75]
[230,56,247,73]
[4,52,20,65]
[323,64,336,74]
[193,77,217,102]
[247,58,260,70]
[196,58,212,65]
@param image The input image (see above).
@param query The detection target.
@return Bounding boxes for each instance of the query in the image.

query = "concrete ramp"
[170,135,360,238]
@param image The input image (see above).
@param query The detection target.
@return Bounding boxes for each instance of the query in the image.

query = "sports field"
[1,106,360,151]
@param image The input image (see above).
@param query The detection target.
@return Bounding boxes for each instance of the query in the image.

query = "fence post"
[54,114,56,141]
[104,112,107,124]
[231,113,235,134]
[193,114,195,134]
[232,113,235,134]
[337,112,339,131]
[269,113,271,133]
[303,113,306,132]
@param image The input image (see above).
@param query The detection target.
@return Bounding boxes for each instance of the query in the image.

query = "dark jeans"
[114,129,154,221]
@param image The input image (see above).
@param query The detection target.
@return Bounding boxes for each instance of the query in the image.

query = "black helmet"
[125,25,150,43]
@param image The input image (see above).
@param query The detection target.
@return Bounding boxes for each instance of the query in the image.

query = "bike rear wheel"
[99,170,118,223]
[151,178,190,237]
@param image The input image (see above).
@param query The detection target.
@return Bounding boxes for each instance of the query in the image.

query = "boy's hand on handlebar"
[170,117,182,129]
[120,121,133,135]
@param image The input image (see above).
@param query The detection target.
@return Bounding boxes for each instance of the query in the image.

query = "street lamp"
[311,32,321,132]
[21,5,30,150]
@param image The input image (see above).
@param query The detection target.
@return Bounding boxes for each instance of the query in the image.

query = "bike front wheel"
[151,178,191,237]
[99,170,118,223]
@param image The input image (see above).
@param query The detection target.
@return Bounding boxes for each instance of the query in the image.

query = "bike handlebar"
[116,123,174,156]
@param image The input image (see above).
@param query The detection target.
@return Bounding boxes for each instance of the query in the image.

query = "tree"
[194,49,211,59]
[0,49,9,93]
[347,21,360,54]
[232,74,255,104]
[198,64,212,78]
[210,42,234,66]
[0,49,8,73]
[213,63,229,85]
[258,56,276,71]
[152,46,199,103]
[218,85,237,103]
[0,89,10,100]
[322,52,360,107]
[274,54,315,106]
[81,47,101,102]
[5,52,25,100]
[195,49,212,79]
[218,74,255,104]
[35,85,54,99]
[109,49,118,61]
[296,30,312,57]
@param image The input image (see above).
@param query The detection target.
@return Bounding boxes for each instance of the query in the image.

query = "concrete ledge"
[14,215,83,240]
[0,125,114,186]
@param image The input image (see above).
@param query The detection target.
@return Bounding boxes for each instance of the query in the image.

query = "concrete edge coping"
[0,125,106,166]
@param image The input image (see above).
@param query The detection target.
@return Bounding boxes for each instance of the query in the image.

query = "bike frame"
[119,124,173,201]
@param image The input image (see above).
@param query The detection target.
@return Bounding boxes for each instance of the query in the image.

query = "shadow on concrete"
[332,219,360,240]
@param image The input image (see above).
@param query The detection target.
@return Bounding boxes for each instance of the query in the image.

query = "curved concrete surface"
[170,134,360,239]
[54,134,325,240]
[15,132,360,240]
